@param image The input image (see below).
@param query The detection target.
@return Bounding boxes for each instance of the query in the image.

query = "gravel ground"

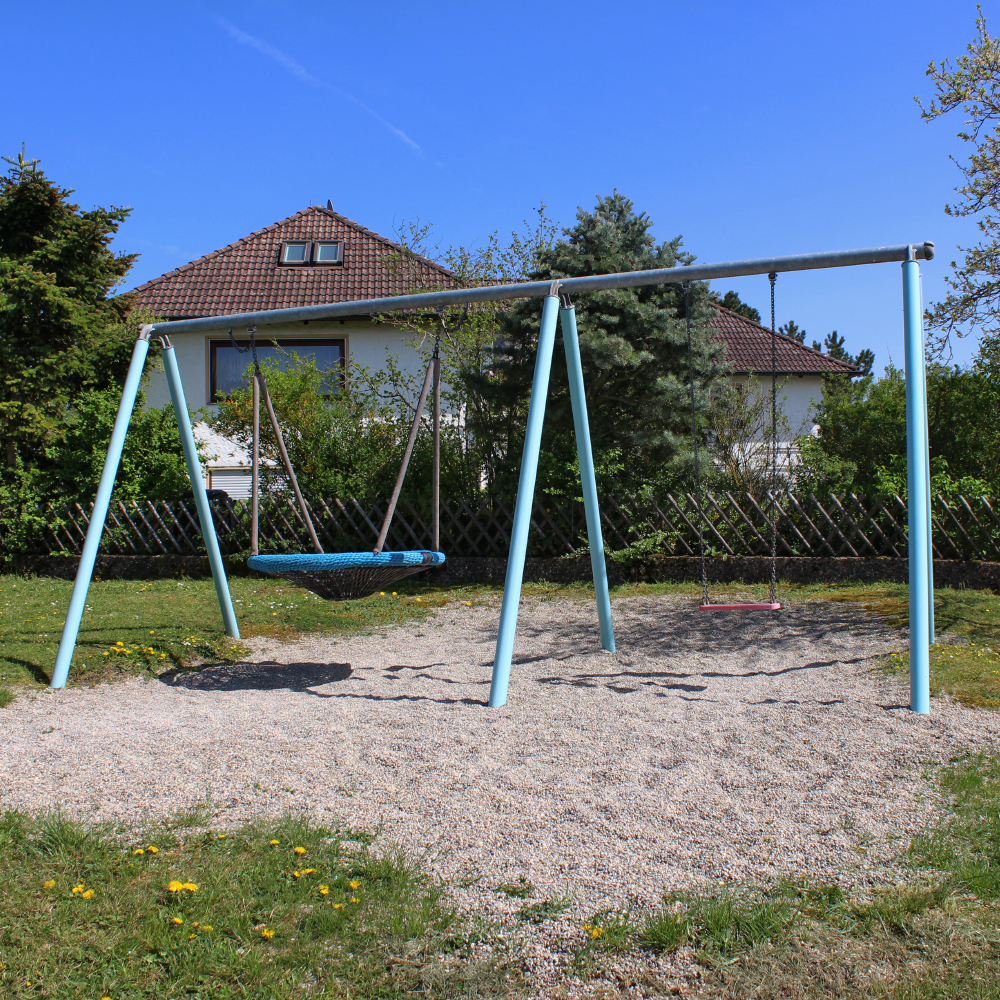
[3,593,998,921]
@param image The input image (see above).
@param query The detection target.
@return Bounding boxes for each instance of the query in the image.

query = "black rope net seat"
[247,551,445,601]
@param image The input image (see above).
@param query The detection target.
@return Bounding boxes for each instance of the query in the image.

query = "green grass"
[910,752,1000,900]
[0,812,515,1000]
[0,574,485,688]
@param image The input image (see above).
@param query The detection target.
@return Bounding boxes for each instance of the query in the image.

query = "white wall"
[729,374,824,444]
[142,320,430,412]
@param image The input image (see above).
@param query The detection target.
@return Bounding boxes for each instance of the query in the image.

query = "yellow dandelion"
[167,880,184,892]
[147,845,159,853]
[302,868,317,875]
[133,848,145,855]
[333,902,344,909]
[72,884,85,894]
[416,597,422,601]
[293,871,302,879]
[193,922,199,927]
[590,927,604,939]
[43,879,55,889]
[350,896,360,903]
[188,933,196,939]
[293,846,306,855]
[260,928,275,939]
[348,880,360,889]
[173,917,184,925]
[202,925,213,932]
[81,889,95,899]
[182,882,198,892]
[392,592,397,596]
[319,885,330,895]
[270,839,280,845]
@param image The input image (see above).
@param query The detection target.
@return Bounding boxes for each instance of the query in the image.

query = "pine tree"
[466,192,724,496]
[716,290,761,323]
[0,147,139,470]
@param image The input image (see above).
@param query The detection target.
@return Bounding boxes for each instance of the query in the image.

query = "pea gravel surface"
[3,595,998,913]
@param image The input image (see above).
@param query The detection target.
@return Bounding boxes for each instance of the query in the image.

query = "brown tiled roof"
[131,206,457,319]
[132,209,856,377]
[708,304,857,375]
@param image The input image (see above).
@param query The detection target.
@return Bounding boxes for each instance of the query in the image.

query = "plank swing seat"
[240,326,446,601]
[683,275,783,615]
[699,602,782,612]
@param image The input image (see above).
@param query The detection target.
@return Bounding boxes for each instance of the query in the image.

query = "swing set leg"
[50,330,240,690]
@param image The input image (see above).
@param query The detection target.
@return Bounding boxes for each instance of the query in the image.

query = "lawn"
[1,754,998,998]
[2,572,1000,997]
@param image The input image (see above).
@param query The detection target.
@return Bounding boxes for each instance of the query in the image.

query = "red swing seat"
[700,602,781,612]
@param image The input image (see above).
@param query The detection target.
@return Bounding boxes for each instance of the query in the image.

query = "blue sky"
[1,1,992,372]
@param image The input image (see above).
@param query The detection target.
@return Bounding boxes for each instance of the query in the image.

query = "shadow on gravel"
[160,660,353,692]
[513,601,893,662]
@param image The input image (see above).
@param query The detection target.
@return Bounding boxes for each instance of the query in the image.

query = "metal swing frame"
[50,240,936,717]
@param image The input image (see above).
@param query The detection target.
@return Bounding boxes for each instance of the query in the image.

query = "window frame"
[278,240,312,265]
[209,337,347,403]
[311,240,345,265]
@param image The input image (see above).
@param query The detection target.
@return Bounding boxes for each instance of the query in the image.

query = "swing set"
[50,241,936,714]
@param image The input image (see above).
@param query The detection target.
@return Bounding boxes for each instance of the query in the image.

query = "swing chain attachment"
[228,325,261,374]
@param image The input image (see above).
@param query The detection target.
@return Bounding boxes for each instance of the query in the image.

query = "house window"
[280,241,310,264]
[277,240,345,265]
[210,338,346,402]
[312,241,344,264]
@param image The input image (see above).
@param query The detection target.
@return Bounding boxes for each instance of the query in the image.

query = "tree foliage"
[918,6,1000,357]
[462,192,724,497]
[0,149,198,517]
[212,352,473,503]
[0,147,140,467]
[795,347,1000,496]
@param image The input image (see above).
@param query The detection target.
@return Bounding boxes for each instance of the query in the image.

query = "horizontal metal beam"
[149,241,935,335]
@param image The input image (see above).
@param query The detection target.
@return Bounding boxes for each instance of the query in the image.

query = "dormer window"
[313,241,343,264]
[280,241,310,265]
[278,240,345,266]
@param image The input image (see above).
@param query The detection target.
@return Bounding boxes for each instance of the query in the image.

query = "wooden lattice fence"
[4,492,1000,562]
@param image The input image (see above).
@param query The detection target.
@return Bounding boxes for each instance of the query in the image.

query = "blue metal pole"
[924,374,937,645]
[922,337,936,644]
[560,302,615,653]
[51,334,151,689]
[160,338,241,640]
[903,253,930,714]
[489,292,561,708]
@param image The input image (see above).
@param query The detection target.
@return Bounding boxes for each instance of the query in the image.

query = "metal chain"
[684,283,709,607]
[227,325,261,374]
[768,273,778,605]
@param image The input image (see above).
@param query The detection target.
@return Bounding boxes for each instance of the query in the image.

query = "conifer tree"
[0,147,138,470]
[466,192,724,496]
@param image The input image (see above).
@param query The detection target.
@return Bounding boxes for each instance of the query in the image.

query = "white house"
[133,205,855,497]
